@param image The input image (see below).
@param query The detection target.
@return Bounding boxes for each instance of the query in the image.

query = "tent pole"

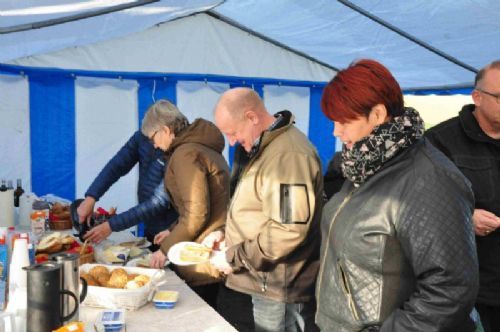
[0,0,159,34]
[337,0,478,74]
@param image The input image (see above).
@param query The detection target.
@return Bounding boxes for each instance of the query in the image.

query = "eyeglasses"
[149,130,159,144]
[477,88,500,104]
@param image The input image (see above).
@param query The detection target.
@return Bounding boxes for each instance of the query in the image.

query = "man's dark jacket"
[426,104,500,305]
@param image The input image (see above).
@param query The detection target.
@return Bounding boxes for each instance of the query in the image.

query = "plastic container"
[0,234,7,310]
[153,290,179,309]
[97,309,125,332]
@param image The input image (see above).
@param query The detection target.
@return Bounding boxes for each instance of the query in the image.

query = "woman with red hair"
[315,59,479,331]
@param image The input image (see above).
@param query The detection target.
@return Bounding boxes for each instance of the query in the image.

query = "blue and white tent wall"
[0,69,333,213]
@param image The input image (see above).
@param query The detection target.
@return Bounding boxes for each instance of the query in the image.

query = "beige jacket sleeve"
[160,148,210,254]
[227,151,321,271]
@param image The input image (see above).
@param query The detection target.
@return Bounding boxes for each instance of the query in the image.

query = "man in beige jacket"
[204,88,323,332]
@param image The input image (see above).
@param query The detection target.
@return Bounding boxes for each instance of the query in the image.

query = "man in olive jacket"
[204,87,323,332]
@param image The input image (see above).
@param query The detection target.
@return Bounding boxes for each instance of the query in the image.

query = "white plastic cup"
[0,311,16,332]
[9,239,30,288]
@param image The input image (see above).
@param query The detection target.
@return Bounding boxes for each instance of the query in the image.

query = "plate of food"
[167,242,212,266]
[127,254,152,268]
[118,237,151,249]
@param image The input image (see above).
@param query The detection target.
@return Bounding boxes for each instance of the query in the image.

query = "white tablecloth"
[80,268,237,332]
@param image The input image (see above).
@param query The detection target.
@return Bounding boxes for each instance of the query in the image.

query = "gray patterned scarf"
[341,107,424,186]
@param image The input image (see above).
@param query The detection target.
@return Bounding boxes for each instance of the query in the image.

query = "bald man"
[204,88,323,332]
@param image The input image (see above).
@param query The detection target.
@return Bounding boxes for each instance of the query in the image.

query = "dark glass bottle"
[14,179,25,207]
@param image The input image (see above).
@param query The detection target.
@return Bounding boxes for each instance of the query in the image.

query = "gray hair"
[141,100,189,136]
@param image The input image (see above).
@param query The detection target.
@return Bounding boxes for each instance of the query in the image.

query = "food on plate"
[61,235,76,245]
[135,254,152,268]
[179,244,211,263]
[102,245,129,263]
[36,232,79,254]
[119,237,146,248]
[36,232,64,253]
[129,246,144,258]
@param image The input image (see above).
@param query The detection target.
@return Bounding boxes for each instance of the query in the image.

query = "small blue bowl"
[154,301,176,309]
[153,290,179,309]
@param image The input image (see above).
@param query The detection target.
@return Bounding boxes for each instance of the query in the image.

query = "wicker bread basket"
[80,263,166,310]
[49,219,73,230]
[79,240,95,265]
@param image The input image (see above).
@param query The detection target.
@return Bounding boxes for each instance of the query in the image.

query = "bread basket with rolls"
[79,263,166,310]
[49,202,72,230]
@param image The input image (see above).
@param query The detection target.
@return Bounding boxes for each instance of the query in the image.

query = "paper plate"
[167,242,211,266]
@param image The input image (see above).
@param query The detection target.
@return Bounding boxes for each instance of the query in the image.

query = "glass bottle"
[14,179,24,208]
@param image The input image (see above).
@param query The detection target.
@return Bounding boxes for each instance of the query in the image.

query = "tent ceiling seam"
[338,0,478,74]
[0,0,159,34]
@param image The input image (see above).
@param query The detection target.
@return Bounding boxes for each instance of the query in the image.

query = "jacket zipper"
[315,190,355,318]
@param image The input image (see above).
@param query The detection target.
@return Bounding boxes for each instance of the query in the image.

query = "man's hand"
[154,230,171,245]
[83,221,112,244]
[210,249,233,275]
[77,197,96,224]
[473,209,500,236]
[150,249,167,269]
[201,230,226,250]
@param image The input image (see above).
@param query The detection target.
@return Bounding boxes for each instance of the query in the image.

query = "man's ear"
[369,104,389,125]
[162,125,172,136]
[245,110,259,124]
[472,89,482,107]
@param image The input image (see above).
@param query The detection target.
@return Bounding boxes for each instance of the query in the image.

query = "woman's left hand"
[150,249,167,269]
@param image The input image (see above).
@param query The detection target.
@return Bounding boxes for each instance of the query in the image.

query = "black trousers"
[476,303,500,332]
[191,282,220,309]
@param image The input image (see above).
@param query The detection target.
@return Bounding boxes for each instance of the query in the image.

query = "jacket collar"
[248,110,294,160]
[459,104,500,146]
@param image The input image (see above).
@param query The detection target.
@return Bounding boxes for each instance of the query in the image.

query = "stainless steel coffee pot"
[51,252,88,325]
[23,262,78,332]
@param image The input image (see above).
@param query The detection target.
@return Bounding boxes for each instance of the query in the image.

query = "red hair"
[321,59,403,123]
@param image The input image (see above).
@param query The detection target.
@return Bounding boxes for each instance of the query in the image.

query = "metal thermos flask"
[51,252,88,325]
[23,262,78,332]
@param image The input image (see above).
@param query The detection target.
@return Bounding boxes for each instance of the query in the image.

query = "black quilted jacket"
[316,139,479,332]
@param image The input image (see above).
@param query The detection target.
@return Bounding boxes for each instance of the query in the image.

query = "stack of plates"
[153,290,179,309]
